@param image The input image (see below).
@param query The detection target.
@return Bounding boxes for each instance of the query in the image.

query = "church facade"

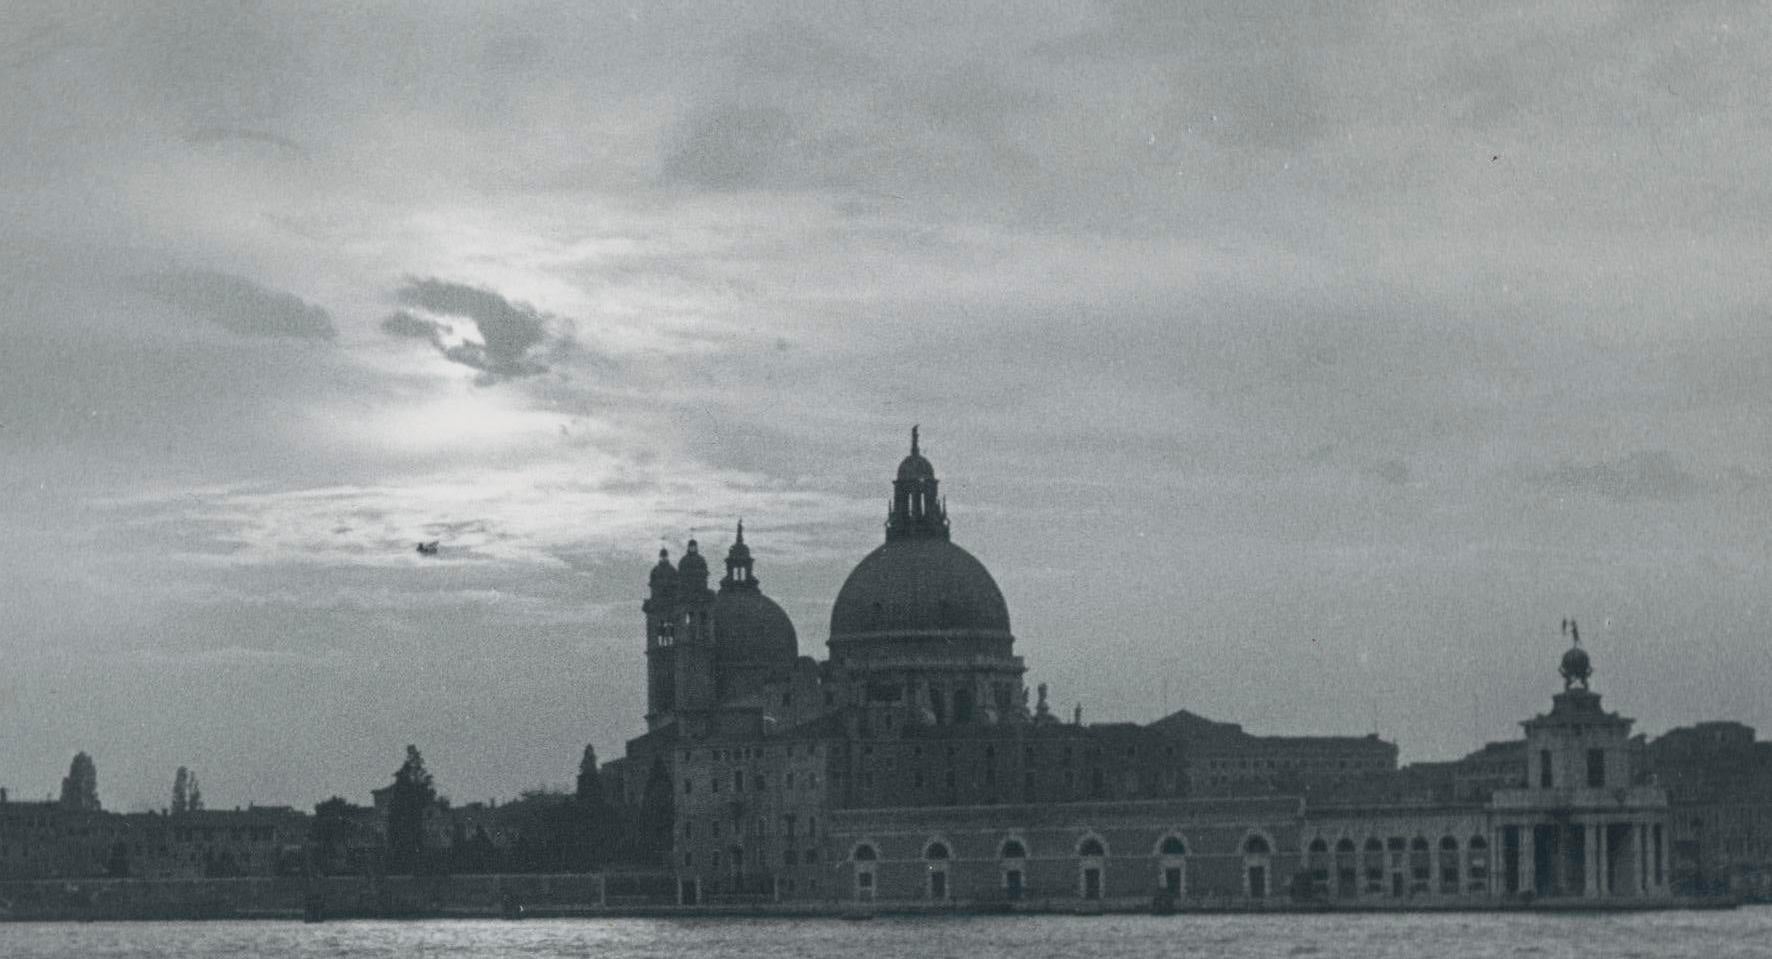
[611,431,1679,909]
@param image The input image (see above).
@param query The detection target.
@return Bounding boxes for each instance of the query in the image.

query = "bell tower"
[643,548,678,731]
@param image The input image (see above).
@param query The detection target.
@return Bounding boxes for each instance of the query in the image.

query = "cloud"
[1531,450,1697,502]
[183,126,311,160]
[384,278,554,382]
[134,270,336,339]
[380,309,447,344]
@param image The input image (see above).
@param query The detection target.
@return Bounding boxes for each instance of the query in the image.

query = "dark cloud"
[134,270,335,339]
[379,310,447,344]
[183,127,310,159]
[1532,450,1697,502]
[388,278,552,382]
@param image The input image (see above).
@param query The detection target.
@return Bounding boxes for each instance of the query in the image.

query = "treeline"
[308,745,674,876]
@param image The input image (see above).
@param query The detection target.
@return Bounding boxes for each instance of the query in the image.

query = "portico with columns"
[1488,623,1671,899]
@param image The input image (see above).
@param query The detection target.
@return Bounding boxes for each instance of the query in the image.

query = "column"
[1598,823,1610,896]
[1519,825,1534,895]
[1658,823,1669,892]
[1580,822,1594,896]
[1635,823,1648,895]
[1583,824,1598,897]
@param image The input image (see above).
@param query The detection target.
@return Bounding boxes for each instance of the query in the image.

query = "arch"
[1364,837,1384,852]
[1409,836,1430,852]
[999,837,1029,901]
[851,843,878,862]
[1333,836,1359,899]
[925,841,951,861]
[1242,831,1275,898]
[1308,837,1329,854]
[1467,835,1489,850]
[1155,834,1188,899]
[1077,835,1107,858]
[1439,836,1459,851]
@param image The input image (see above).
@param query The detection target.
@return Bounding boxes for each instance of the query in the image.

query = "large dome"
[829,537,1012,641]
[714,588,798,665]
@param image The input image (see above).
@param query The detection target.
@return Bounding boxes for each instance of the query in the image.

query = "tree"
[187,772,204,812]
[574,743,612,870]
[172,767,190,814]
[385,745,437,875]
[59,752,100,811]
[313,796,358,875]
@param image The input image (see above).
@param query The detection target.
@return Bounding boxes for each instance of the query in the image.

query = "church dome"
[829,537,1011,640]
[711,521,796,667]
[714,588,798,665]
[897,451,935,481]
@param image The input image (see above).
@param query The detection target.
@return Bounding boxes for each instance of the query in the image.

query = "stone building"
[1645,721,1772,897]
[610,431,1704,908]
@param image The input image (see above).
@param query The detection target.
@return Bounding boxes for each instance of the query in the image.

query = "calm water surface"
[4,910,1770,959]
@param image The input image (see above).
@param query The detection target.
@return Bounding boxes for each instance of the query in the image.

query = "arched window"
[1157,835,1187,898]
[1305,837,1331,896]
[925,841,951,901]
[1438,836,1460,893]
[1362,838,1385,895]
[1334,837,1358,898]
[852,844,878,902]
[1076,837,1107,900]
[1001,839,1027,900]
[1408,837,1431,892]
[1466,835,1490,891]
[1242,834,1273,898]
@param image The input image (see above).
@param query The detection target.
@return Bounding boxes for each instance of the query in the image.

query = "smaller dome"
[713,589,798,665]
[678,540,708,587]
[648,548,676,587]
[897,452,935,481]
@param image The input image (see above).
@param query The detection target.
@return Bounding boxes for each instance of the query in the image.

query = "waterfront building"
[612,431,1699,907]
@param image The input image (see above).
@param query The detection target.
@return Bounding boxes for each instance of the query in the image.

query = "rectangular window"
[1539,750,1554,788]
[1586,749,1604,788]
[734,770,745,793]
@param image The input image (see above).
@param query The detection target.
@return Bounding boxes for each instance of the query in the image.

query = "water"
[2,910,1769,959]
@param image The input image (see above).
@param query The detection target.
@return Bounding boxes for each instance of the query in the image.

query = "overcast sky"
[4,1,1770,812]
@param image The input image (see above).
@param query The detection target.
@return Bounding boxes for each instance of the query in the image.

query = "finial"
[735,518,744,544]
[658,547,669,560]
[911,424,919,457]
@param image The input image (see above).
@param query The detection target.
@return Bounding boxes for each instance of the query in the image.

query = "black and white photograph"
[3,2,1770,956]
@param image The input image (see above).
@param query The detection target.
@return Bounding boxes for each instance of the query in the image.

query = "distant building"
[1645,721,1772,898]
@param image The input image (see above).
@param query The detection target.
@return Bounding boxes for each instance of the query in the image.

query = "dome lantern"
[887,425,949,542]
